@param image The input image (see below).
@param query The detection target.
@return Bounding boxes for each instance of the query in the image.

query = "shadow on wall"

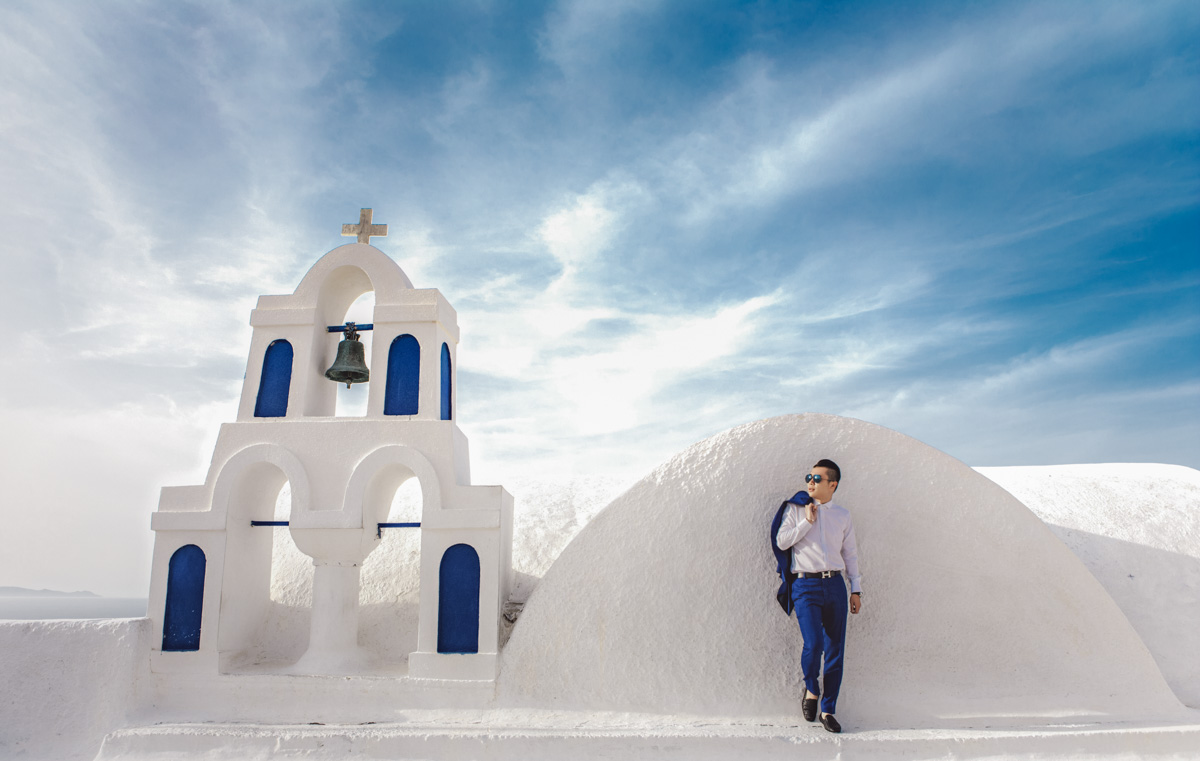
[358,600,420,669]
[222,603,310,673]
[1045,526,1200,708]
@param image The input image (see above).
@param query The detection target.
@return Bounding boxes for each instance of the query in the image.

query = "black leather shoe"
[820,713,841,733]
[802,697,818,722]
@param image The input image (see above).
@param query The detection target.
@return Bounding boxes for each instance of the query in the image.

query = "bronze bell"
[325,322,370,387]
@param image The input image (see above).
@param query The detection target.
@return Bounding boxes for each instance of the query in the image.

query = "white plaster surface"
[0,618,149,761]
[498,414,1189,726]
[93,714,1200,760]
[504,475,635,603]
[229,475,630,674]
[5,418,1200,760]
[978,463,1200,708]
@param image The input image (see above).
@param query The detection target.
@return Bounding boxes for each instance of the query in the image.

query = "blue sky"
[1,0,1197,595]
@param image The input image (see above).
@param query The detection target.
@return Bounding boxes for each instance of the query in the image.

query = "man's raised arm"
[776,501,815,550]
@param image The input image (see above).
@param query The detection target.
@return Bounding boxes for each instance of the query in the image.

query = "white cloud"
[544,291,782,435]
[535,178,648,292]
[600,2,1195,230]
[538,0,663,76]
[457,281,782,458]
[839,318,1200,465]
[447,178,787,442]
[540,194,616,269]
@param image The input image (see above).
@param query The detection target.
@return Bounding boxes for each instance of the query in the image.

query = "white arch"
[291,243,414,325]
[343,445,444,528]
[210,443,311,526]
[209,443,311,653]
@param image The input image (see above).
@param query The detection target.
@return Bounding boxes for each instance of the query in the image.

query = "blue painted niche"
[162,544,206,652]
[385,334,420,416]
[254,339,293,418]
[437,543,480,654]
[440,342,452,421]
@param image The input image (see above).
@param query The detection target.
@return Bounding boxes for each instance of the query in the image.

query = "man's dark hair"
[814,459,841,486]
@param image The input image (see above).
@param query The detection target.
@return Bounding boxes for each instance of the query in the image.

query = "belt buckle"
[820,570,834,579]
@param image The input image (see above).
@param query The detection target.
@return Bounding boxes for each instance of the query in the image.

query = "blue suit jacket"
[771,490,813,616]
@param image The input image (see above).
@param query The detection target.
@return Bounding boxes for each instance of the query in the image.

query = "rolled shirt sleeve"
[776,502,814,551]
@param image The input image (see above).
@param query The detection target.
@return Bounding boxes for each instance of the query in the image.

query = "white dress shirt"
[776,499,863,595]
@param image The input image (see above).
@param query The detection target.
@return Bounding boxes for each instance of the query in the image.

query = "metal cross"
[342,208,388,244]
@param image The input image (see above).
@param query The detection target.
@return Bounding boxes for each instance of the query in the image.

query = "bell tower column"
[288,527,375,674]
[292,561,363,672]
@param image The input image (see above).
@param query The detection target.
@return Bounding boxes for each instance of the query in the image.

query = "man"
[774,459,862,733]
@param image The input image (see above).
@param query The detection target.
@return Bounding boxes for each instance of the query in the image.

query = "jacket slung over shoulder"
[770,490,811,615]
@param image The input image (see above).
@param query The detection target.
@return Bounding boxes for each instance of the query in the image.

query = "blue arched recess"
[254,339,293,418]
[440,342,452,421]
[385,334,420,415]
[437,543,480,654]
[162,544,206,652]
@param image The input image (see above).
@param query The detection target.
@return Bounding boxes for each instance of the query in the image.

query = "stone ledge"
[96,714,1200,760]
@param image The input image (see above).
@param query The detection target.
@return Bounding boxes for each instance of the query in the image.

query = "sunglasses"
[805,474,832,484]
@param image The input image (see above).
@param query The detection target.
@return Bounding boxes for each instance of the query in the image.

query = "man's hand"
[850,593,862,614]
[805,502,817,523]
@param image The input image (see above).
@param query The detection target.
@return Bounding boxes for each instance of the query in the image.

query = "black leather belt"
[800,570,841,579]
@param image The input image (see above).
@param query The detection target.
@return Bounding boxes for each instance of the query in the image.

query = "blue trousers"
[791,575,848,715]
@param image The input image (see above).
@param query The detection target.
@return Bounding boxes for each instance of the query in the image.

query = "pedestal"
[290,561,366,674]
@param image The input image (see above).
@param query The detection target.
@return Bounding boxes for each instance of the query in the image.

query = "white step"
[96,714,1200,760]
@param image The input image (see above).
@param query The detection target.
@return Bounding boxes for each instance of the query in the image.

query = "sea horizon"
[0,597,148,620]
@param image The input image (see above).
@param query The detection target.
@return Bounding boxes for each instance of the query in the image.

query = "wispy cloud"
[842,318,1200,462]
[457,181,783,450]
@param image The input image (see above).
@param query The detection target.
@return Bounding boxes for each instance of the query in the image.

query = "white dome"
[498,414,1183,726]
[978,463,1200,708]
